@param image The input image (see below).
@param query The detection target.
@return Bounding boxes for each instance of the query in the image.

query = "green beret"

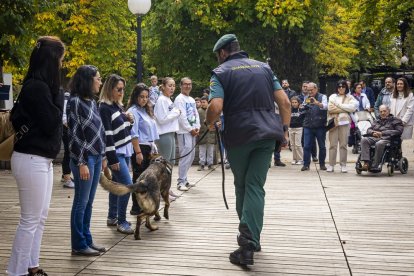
[213,34,238,52]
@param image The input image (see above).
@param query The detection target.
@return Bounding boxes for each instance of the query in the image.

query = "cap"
[213,34,238,52]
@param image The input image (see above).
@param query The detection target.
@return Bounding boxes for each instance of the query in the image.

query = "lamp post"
[128,0,151,83]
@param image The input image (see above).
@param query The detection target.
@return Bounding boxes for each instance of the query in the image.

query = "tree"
[0,0,37,82]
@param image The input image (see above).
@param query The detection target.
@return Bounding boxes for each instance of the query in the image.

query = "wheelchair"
[355,135,409,176]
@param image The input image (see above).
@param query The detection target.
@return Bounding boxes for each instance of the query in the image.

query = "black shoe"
[301,166,310,171]
[89,243,106,252]
[274,160,286,167]
[319,165,327,170]
[312,157,318,162]
[71,247,101,256]
[130,209,141,216]
[28,269,48,276]
[229,247,254,265]
[255,244,262,252]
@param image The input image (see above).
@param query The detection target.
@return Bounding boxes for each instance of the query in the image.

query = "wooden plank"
[0,139,413,275]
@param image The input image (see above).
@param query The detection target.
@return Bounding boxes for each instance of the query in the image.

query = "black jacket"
[12,79,63,159]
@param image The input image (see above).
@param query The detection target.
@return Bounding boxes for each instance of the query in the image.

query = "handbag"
[326,117,336,132]
[0,111,15,161]
[0,133,15,161]
[0,92,30,161]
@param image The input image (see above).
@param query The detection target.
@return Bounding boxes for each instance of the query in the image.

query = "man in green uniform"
[206,34,291,266]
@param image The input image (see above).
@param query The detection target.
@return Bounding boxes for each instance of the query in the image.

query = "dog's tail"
[99,172,135,195]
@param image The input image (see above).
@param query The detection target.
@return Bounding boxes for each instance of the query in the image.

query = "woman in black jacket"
[8,36,65,276]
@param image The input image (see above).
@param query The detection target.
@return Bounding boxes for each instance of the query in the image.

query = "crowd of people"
[279,76,413,173]
[5,34,414,275]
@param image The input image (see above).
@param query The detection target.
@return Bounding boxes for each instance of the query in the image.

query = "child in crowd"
[289,96,305,165]
[197,96,216,170]
[195,97,201,109]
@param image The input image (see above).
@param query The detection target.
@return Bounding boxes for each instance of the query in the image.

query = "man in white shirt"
[174,77,200,191]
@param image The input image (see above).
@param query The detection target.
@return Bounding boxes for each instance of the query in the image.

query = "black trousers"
[130,145,152,212]
[62,126,71,176]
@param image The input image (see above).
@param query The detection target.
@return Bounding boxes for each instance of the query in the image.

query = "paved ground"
[0,140,413,275]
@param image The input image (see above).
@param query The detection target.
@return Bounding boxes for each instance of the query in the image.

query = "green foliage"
[2,0,414,90]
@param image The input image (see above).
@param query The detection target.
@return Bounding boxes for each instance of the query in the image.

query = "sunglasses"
[337,85,346,88]
[117,87,125,93]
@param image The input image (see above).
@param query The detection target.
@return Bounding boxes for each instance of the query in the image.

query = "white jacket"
[154,94,180,135]
[390,92,414,139]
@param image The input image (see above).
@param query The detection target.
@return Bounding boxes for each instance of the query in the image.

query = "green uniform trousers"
[227,139,274,250]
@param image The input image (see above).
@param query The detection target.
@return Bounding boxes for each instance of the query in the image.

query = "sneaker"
[301,166,310,171]
[296,160,303,165]
[207,165,213,170]
[326,165,334,172]
[197,165,204,171]
[319,165,327,170]
[117,221,134,234]
[62,179,75,188]
[341,166,348,173]
[177,184,189,191]
[291,161,297,165]
[107,217,117,226]
[274,160,286,167]
[185,182,196,188]
[312,157,318,162]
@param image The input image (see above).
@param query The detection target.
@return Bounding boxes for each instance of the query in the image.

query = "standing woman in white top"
[327,80,358,173]
[154,77,181,163]
[390,77,414,140]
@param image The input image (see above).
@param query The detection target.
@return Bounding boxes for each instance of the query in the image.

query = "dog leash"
[170,129,210,161]
[215,123,229,210]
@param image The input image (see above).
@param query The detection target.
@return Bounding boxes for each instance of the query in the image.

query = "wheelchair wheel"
[398,157,408,174]
[387,165,394,176]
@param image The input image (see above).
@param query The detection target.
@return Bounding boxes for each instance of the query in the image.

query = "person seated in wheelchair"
[360,105,404,171]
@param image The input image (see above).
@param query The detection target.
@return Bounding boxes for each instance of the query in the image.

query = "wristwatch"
[283,125,288,132]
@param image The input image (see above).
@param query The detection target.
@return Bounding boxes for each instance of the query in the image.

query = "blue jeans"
[70,155,102,251]
[303,127,326,167]
[108,154,132,224]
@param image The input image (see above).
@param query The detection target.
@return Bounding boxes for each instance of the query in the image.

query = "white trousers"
[199,144,215,165]
[7,152,53,276]
[177,133,196,184]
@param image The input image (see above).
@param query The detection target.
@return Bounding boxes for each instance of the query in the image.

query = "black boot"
[229,246,254,265]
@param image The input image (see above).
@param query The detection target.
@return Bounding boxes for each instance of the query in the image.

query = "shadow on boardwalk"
[0,142,413,275]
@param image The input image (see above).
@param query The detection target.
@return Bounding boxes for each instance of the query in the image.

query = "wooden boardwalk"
[1,143,414,275]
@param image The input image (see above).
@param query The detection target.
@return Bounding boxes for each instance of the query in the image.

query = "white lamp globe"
[128,0,151,15]
[401,55,409,65]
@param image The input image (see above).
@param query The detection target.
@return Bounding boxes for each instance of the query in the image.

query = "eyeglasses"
[117,87,125,93]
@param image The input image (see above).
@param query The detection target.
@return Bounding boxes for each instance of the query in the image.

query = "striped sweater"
[99,102,132,165]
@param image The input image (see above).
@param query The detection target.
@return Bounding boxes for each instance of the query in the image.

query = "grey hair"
[379,104,390,111]
[307,82,318,89]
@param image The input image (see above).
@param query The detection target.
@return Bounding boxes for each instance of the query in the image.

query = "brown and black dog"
[100,155,172,240]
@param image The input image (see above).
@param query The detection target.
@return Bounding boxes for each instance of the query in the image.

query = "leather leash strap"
[215,123,229,210]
